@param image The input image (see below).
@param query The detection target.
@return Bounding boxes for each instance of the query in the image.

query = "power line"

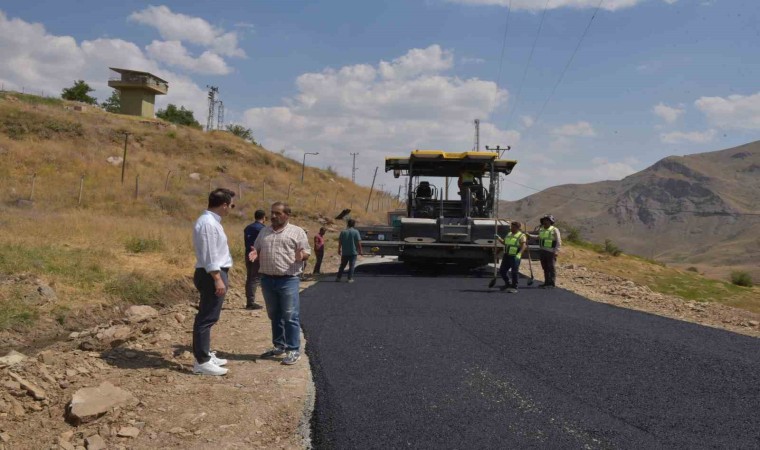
[494,0,513,92]
[524,0,604,139]
[502,178,760,217]
[505,0,551,131]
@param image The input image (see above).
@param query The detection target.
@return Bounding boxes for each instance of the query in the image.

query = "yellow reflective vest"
[503,231,524,258]
[539,226,557,250]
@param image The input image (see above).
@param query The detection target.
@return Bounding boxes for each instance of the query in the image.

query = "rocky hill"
[503,140,760,281]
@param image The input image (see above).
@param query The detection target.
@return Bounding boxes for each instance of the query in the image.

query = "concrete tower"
[107,68,168,117]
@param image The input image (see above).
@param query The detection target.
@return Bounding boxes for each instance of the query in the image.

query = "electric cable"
[523,0,605,140]
[505,0,551,131]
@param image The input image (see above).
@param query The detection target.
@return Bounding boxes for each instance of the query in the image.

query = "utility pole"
[206,86,219,131]
[365,167,378,212]
[474,119,480,151]
[120,132,130,185]
[350,152,359,183]
[301,152,319,183]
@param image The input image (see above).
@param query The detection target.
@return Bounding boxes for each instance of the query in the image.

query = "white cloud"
[0,11,209,118]
[660,129,716,144]
[129,5,245,58]
[695,92,760,131]
[461,57,485,64]
[520,115,534,128]
[551,121,596,137]
[146,40,231,75]
[242,45,518,186]
[652,102,684,123]
[446,0,672,12]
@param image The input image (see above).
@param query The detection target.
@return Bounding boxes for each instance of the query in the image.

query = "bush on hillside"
[61,80,97,104]
[104,272,162,305]
[730,271,753,287]
[226,124,256,144]
[156,104,202,129]
[101,90,120,113]
[124,236,164,253]
[603,239,622,256]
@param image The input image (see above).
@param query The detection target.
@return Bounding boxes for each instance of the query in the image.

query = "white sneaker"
[209,351,228,366]
[193,360,228,376]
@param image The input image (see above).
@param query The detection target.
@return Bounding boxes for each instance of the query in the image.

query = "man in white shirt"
[248,202,311,365]
[192,188,235,376]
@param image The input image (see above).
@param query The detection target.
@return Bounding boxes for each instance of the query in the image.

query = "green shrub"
[104,272,162,305]
[124,236,164,253]
[730,271,753,287]
[0,292,39,330]
[603,239,622,256]
[686,266,699,272]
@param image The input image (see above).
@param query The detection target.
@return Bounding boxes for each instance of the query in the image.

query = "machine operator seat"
[416,181,433,199]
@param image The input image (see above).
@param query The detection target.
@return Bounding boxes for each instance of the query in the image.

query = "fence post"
[134,174,140,199]
[29,173,37,201]
[332,191,338,211]
[78,175,84,206]
[164,170,172,191]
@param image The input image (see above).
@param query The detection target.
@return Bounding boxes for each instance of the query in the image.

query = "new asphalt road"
[300,262,760,449]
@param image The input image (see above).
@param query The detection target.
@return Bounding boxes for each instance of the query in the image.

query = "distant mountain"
[502,141,760,280]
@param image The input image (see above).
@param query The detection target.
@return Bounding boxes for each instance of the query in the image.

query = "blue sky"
[1,0,758,200]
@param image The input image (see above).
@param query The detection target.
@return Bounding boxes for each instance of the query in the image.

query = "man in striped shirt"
[248,202,311,365]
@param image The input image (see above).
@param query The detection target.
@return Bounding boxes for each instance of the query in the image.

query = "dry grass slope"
[0,92,393,349]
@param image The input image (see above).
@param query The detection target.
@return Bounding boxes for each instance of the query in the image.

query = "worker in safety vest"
[495,221,527,293]
[529,214,562,288]
[458,170,476,216]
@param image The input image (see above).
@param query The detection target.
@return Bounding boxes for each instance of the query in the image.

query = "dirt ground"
[2,256,759,450]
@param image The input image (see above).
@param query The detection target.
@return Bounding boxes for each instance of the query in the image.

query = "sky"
[1,0,758,200]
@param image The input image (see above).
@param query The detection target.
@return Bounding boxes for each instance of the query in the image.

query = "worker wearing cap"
[530,214,561,288]
[495,221,527,293]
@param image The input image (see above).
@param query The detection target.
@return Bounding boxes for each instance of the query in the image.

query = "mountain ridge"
[503,140,760,281]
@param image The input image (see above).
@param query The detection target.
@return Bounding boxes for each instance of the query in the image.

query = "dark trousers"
[539,250,557,286]
[193,268,228,364]
[313,249,324,274]
[337,255,357,280]
[245,259,261,306]
[499,255,521,287]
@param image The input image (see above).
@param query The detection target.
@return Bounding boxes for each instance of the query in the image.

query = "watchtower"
[107,68,168,117]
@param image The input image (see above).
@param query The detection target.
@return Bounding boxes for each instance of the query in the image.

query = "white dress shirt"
[194,210,233,273]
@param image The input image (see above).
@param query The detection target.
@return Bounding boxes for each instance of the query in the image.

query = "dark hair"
[254,209,266,220]
[347,219,356,228]
[511,221,522,229]
[271,201,292,215]
[208,188,235,208]
[319,227,326,233]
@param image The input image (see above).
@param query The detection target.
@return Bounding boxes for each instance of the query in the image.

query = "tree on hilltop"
[225,124,257,143]
[101,90,121,113]
[61,80,97,104]
[156,104,202,129]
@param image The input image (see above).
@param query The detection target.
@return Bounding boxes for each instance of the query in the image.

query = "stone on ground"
[66,382,136,425]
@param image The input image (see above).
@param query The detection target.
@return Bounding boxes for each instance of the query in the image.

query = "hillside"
[0,91,391,349]
[502,141,760,282]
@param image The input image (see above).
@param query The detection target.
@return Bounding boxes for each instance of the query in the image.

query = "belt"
[262,274,296,279]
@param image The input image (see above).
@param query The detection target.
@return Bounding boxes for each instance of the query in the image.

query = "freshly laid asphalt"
[300,262,760,449]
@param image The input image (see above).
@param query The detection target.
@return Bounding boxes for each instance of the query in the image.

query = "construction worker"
[495,221,527,293]
[458,169,476,216]
[529,214,561,288]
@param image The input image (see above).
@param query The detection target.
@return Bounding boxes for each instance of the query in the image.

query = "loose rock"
[8,372,46,400]
[85,434,107,450]
[66,382,137,425]
[117,427,140,438]
[125,305,158,323]
[0,350,27,367]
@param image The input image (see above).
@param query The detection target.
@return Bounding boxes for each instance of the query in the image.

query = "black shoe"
[260,347,285,358]
[499,284,510,291]
[246,303,263,310]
